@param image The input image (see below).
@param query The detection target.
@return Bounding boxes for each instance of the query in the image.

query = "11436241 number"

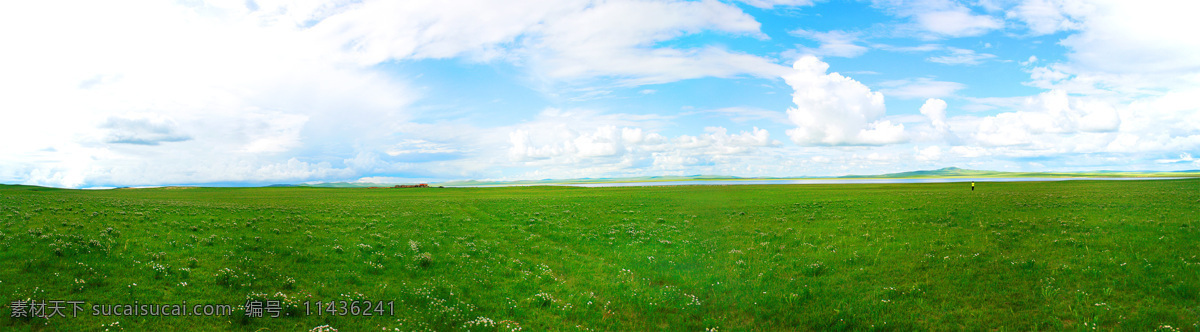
[303,300,394,316]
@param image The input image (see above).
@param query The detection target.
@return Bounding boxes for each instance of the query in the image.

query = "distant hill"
[300,182,404,188]
[64,167,1190,189]
[426,167,1200,187]
[838,167,1200,179]
[434,174,742,187]
[0,184,64,191]
[838,167,996,178]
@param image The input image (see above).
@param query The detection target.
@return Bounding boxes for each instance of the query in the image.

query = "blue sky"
[2,0,1200,188]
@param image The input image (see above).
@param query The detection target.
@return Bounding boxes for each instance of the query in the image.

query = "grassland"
[1,179,1198,331]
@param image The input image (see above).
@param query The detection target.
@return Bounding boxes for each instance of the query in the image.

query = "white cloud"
[1007,0,1090,35]
[310,0,580,63]
[876,43,997,68]
[5,0,1199,187]
[789,29,869,58]
[970,90,1120,147]
[914,8,1003,37]
[0,0,803,188]
[543,47,789,86]
[1017,1,1200,95]
[1152,151,1200,164]
[877,77,966,99]
[864,152,892,162]
[527,0,790,85]
[737,0,815,9]
[1101,89,1200,154]
[314,0,791,85]
[915,145,943,161]
[507,109,775,161]
[960,95,1026,113]
[1155,153,1195,164]
[873,0,1003,38]
[238,112,311,153]
[1021,55,1038,66]
[387,139,462,156]
[691,107,790,124]
[920,98,949,132]
[927,47,996,65]
[650,126,781,172]
[783,56,906,146]
[308,0,791,86]
[101,115,192,146]
[876,43,943,52]
[506,108,665,163]
[503,108,781,178]
[0,1,413,188]
[949,145,989,158]
[1061,1,1200,76]
[919,83,1185,168]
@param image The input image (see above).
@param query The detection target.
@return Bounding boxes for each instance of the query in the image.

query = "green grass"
[1,180,1198,331]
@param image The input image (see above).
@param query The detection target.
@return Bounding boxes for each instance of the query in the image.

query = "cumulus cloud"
[648,126,779,172]
[783,56,906,146]
[970,90,1120,147]
[948,145,989,158]
[1019,55,1039,67]
[992,1,1200,166]
[915,145,943,161]
[920,98,949,132]
[676,127,775,154]
[1060,2,1200,76]
[507,109,775,162]
[1101,89,1200,154]
[505,108,667,162]
[893,89,1172,167]
[502,108,781,178]
[1016,1,1200,95]
[514,125,627,160]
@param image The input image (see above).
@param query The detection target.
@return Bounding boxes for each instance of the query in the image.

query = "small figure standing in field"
[971,182,975,191]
